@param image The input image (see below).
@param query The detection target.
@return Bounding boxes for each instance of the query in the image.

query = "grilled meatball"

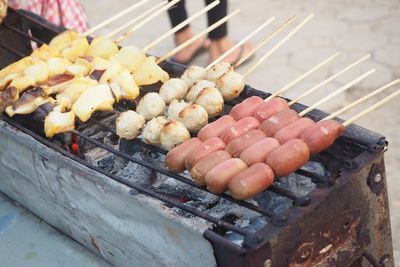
[216,71,245,101]
[136,92,166,121]
[206,62,232,83]
[186,80,215,102]
[180,66,206,87]
[142,116,169,145]
[116,110,145,140]
[159,120,191,151]
[159,78,189,104]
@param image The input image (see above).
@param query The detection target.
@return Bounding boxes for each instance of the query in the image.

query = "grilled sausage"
[240,137,281,166]
[219,116,260,144]
[226,129,266,157]
[299,119,345,154]
[165,138,203,173]
[198,115,236,141]
[205,158,247,194]
[266,139,310,177]
[229,96,264,120]
[185,137,226,170]
[228,163,274,200]
[259,109,300,137]
[273,117,315,144]
[190,151,232,186]
[252,97,289,122]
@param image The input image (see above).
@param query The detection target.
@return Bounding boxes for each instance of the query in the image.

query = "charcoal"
[276,173,316,196]
[254,191,293,214]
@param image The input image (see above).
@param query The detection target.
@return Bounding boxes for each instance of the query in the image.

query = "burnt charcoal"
[301,161,327,178]
[254,191,293,214]
[225,231,244,246]
[275,173,316,196]
[155,178,207,201]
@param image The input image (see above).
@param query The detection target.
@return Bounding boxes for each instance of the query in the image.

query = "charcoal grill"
[0,8,395,267]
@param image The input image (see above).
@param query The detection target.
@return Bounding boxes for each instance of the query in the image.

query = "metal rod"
[0,43,26,57]
[2,23,45,45]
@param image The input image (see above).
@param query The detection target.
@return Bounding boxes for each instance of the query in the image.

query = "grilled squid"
[180,66,206,87]
[115,110,145,140]
[56,76,98,110]
[0,86,19,113]
[168,99,208,132]
[159,120,191,151]
[23,61,49,84]
[136,92,166,121]
[142,116,169,145]
[159,78,188,104]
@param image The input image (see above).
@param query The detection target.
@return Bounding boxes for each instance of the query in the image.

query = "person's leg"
[167,0,208,65]
[205,0,228,40]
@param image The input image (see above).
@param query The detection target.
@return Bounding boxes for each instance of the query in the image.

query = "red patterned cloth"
[8,0,89,33]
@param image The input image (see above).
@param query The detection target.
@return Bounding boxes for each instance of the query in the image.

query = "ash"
[80,120,322,246]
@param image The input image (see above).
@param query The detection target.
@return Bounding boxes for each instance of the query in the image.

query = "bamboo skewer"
[343,89,400,127]
[106,1,168,40]
[234,15,296,68]
[143,0,221,52]
[243,14,315,78]
[323,79,400,121]
[84,0,152,35]
[299,68,376,117]
[204,16,276,70]
[156,8,241,64]
[114,0,183,43]
[288,54,371,106]
[264,52,340,102]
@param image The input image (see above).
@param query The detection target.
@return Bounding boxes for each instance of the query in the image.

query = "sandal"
[170,39,210,66]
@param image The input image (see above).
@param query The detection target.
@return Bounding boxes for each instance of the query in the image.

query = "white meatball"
[195,87,224,118]
[167,99,189,121]
[180,66,206,87]
[142,116,169,145]
[136,92,166,121]
[216,71,245,101]
[206,62,232,82]
[179,104,209,132]
[159,120,190,151]
[159,78,188,104]
[116,110,145,140]
[186,80,215,102]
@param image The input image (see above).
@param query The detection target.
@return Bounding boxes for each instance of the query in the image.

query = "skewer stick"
[114,0,183,43]
[323,79,400,121]
[234,15,296,68]
[243,14,315,78]
[343,89,400,127]
[264,52,340,102]
[156,9,241,64]
[299,68,376,117]
[106,1,168,40]
[143,0,221,52]
[84,0,152,35]
[205,16,276,70]
[288,54,371,106]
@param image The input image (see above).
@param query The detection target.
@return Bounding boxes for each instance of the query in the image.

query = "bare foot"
[173,27,209,64]
[209,37,253,66]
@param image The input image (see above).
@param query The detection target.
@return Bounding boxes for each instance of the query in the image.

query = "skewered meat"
[136,92,166,120]
[240,137,280,166]
[0,73,19,91]
[142,116,169,145]
[168,100,208,132]
[5,87,52,117]
[46,57,72,77]
[259,109,300,137]
[216,71,245,101]
[49,30,89,61]
[219,116,260,144]
[194,86,224,118]
[90,57,123,84]
[0,86,19,113]
[186,80,215,102]
[9,76,36,93]
[252,97,289,122]
[41,73,75,95]
[115,110,145,140]
[110,69,139,100]
[34,102,55,122]
[110,45,146,72]
[165,137,203,173]
[72,84,115,122]
[86,36,119,60]
[226,129,266,157]
[31,44,58,62]
[23,61,49,84]
[0,57,32,83]
[274,117,315,144]
[266,139,310,177]
[190,150,232,186]
[131,56,169,86]
[205,158,247,194]
[185,137,226,170]
[44,106,75,138]
[159,78,189,104]
[197,115,236,141]
[180,66,206,87]
[66,63,91,77]
[228,163,274,200]
[299,120,345,154]
[56,76,98,110]
[229,96,264,120]
[206,62,232,83]
[159,120,191,151]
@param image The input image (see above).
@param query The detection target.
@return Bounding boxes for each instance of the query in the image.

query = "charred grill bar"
[0,8,394,267]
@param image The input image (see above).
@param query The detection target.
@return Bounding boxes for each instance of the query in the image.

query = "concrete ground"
[80,0,400,264]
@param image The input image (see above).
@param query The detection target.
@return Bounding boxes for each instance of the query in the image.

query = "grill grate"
[0,8,350,250]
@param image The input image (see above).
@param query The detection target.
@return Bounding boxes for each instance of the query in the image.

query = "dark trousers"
[167,0,228,40]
